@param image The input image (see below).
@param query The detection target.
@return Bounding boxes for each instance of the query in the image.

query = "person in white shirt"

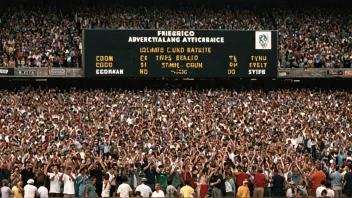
[59,167,76,197]
[101,174,111,198]
[37,179,49,198]
[152,183,165,198]
[44,162,62,197]
[117,176,133,198]
[286,181,296,198]
[106,166,117,197]
[325,181,335,197]
[135,178,152,198]
[316,180,326,198]
[23,179,39,198]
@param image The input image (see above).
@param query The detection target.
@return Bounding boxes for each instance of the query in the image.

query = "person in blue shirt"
[76,168,90,197]
[337,150,346,166]
[330,165,343,198]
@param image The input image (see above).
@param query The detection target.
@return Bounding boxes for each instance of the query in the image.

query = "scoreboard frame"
[83,29,278,78]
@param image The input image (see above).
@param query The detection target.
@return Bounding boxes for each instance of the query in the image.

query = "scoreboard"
[83,30,278,78]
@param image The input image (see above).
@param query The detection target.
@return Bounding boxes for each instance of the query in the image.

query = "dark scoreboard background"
[84,30,278,78]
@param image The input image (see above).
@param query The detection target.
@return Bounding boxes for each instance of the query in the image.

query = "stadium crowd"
[1,4,352,69]
[0,87,351,198]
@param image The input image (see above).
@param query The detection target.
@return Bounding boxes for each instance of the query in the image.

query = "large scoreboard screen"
[84,30,278,78]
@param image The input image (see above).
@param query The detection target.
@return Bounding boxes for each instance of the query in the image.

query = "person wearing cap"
[135,178,152,197]
[236,180,250,198]
[23,179,39,198]
[1,179,13,198]
[309,164,326,197]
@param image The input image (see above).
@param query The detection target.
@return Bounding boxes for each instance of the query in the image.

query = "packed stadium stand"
[0,1,352,198]
[1,0,351,69]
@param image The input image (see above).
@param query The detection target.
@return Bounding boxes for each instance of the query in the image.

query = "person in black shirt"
[143,159,157,192]
[20,162,35,185]
[209,167,223,197]
[272,169,285,197]
[344,165,352,197]
[88,162,104,196]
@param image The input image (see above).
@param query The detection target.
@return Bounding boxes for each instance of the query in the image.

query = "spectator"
[223,172,235,197]
[37,179,49,198]
[76,168,90,198]
[152,183,165,198]
[330,165,343,197]
[12,181,23,198]
[180,180,195,198]
[165,179,177,197]
[101,174,111,198]
[59,167,76,198]
[272,169,285,197]
[23,179,38,198]
[117,176,133,198]
[286,181,296,198]
[1,179,13,198]
[83,176,97,198]
[106,166,117,197]
[316,180,326,198]
[252,167,267,198]
[43,161,62,197]
[135,178,152,198]
[20,162,35,186]
[309,164,326,197]
[324,181,334,198]
[344,165,352,197]
[209,167,223,197]
[236,180,250,198]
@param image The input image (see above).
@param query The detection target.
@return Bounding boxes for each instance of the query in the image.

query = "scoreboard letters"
[84,30,278,78]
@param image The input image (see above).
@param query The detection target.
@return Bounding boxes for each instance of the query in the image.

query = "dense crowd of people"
[0,86,351,198]
[0,4,352,69]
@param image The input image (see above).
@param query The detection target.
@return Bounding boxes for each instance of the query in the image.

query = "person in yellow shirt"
[12,181,23,198]
[236,179,250,198]
[180,180,195,198]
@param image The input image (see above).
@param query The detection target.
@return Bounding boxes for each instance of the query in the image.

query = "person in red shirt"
[309,164,326,197]
[235,167,251,192]
[252,167,268,198]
